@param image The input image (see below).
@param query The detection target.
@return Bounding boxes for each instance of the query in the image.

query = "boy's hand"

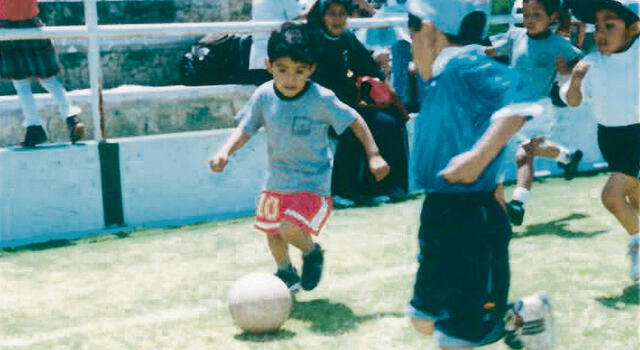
[572,61,591,81]
[208,152,229,173]
[368,155,390,182]
[439,151,484,184]
[484,46,498,57]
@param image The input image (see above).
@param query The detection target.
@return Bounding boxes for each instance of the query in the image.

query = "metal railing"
[0,0,515,141]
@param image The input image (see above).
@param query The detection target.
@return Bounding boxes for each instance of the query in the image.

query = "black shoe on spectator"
[506,200,525,226]
[66,115,87,144]
[21,125,47,147]
[558,150,583,180]
[301,243,324,291]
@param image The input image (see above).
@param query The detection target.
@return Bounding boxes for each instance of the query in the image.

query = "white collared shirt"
[561,39,640,126]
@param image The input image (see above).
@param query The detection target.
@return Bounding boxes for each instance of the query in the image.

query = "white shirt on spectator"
[560,38,639,127]
[249,0,302,70]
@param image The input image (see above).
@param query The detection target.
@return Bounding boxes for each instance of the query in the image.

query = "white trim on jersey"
[284,197,330,232]
[255,221,281,230]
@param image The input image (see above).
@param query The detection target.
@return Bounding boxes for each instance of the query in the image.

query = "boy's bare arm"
[565,61,591,106]
[208,128,251,173]
[440,116,527,184]
[349,116,390,182]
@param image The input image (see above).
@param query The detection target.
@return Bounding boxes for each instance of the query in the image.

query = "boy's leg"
[279,220,324,291]
[601,173,640,281]
[601,173,639,235]
[534,140,583,180]
[507,145,534,226]
[266,233,301,291]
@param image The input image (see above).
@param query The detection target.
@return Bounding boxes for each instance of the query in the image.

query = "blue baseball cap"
[406,0,491,37]
[566,0,640,24]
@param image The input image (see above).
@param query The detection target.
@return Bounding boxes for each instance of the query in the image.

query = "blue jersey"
[413,45,548,194]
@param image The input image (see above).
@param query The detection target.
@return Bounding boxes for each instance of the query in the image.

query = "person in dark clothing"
[307,0,409,204]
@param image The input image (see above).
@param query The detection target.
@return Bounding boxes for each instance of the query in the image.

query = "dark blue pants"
[410,192,512,345]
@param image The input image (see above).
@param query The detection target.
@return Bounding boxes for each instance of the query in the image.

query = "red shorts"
[254,191,333,235]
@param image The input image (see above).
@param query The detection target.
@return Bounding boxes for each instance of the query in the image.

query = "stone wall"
[0,0,252,96]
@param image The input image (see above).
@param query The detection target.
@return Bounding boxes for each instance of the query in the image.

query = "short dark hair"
[445,11,487,45]
[267,23,316,64]
[524,0,562,16]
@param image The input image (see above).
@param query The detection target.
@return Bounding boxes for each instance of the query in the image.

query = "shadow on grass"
[234,329,296,342]
[596,284,639,309]
[290,298,404,335]
[515,213,607,239]
[1,239,75,253]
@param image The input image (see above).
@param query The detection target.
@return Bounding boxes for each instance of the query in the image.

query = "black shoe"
[21,125,47,147]
[301,243,324,291]
[66,115,87,144]
[274,267,301,292]
[558,150,583,180]
[506,200,525,226]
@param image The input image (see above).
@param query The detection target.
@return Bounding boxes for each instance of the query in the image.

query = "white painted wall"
[0,98,606,248]
[0,143,104,247]
[118,129,268,228]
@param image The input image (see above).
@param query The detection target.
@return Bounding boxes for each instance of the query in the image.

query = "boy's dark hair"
[267,22,316,64]
[445,11,487,45]
[524,0,562,16]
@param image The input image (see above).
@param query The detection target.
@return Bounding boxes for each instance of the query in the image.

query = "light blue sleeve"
[319,93,359,135]
[237,89,265,136]
[556,37,582,65]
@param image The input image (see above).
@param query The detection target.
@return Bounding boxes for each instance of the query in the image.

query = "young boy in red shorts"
[209,23,389,291]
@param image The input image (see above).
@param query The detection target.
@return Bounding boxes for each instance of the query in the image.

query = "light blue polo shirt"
[413,45,548,194]
[491,27,582,97]
[238,81,358,195]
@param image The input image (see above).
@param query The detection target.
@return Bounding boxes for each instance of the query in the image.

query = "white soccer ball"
[228,272,292,333]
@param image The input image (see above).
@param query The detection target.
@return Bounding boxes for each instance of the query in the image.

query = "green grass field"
[0,173,637,349]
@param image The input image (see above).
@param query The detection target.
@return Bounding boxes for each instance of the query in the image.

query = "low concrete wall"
[0,143,104,247]
[118,130,267,228]
[0,99,606,248]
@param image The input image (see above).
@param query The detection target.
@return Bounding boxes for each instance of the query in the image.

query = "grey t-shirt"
[491,27,581,98]
[238,81,358,195]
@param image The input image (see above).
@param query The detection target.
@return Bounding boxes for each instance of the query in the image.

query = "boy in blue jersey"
[209,23,389,292]
[406,1,554,349]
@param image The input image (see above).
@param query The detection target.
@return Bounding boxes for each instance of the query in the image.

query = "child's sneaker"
[301,243,324,291]
[504,292,554,350]
[21,125,48,147]
[506,200,525,226]
[628,240,639,282]
[66,115,87,144]
[274,267,301,292]
[558,150,583,180]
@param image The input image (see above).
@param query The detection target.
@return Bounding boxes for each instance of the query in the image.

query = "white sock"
[277,262,294,272]
[555,147,570,164]
[512,187,530,206]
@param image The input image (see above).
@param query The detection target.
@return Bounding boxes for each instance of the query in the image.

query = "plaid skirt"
[0,17,61,80]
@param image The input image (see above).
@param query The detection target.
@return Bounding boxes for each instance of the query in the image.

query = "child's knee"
[278,220,306,240]
[601,186,623,211]
[411,317,435,335]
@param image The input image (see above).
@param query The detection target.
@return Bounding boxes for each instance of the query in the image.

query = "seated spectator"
[306,0,410,204]
[248,0,303,85]
[0,0,86,147]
